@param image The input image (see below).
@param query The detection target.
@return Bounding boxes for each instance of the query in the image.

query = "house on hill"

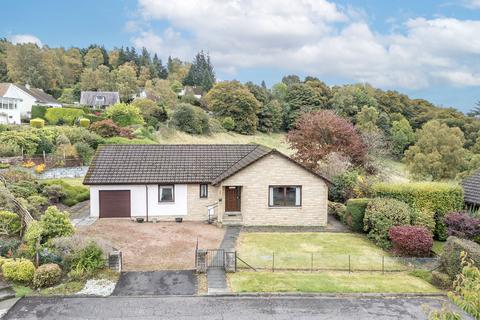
[462,170,480,210]
[178,86,203,99]
[80,91,120,109]
[83,144,330,226]
[0,83,62,120]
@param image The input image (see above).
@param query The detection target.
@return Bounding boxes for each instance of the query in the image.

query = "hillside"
[156,130,292,155]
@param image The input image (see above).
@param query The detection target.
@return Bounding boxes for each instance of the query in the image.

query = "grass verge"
[228,271,440,293]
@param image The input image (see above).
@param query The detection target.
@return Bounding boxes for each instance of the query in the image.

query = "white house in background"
[0,97,21,124]
[0,83,62,120]
[178,86,203,99]
[80,91,120,109]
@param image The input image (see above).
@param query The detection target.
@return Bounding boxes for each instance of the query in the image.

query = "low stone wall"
[0,156,23,165]
[38,166,89,179]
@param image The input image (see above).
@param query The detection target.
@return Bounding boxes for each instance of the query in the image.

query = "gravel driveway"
[76,220,225,271]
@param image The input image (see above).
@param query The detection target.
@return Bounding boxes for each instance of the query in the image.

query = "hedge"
[345,198,370,232]
[372,182,464,240]
[440,236,480,277]
[42,180,89,206]
[31,105,48,119]
[79,118,91,128]
[328,201,346,222]
[33,263,62,288]
[30,118,45,128]
[363,198,412,249]
[2,259,35,283]
[45,108,85,125]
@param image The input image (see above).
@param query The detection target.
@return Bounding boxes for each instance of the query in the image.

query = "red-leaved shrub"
[388,225,433,257]
[445,212,480,242]
[90,119,133,138]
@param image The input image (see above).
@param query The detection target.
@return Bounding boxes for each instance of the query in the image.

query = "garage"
[99,190,131,218]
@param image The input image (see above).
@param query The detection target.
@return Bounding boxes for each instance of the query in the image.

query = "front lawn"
[228,271,440,293]
[237,232,405,271]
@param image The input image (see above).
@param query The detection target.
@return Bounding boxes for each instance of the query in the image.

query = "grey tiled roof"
[80,91,120,106]
[462,170,480,205]
[84,144,272,185]
[15,84,61,104]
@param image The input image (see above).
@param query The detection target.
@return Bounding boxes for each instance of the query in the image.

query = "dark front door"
[225,187,240,212]
[99,190,131,218]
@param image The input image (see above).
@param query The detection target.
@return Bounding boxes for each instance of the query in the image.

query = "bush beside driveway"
[76,220,225,271]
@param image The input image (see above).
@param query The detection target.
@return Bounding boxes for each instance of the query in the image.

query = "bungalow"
[0,83,62,120]
[83,144,330,226]
[80,91,120,109]
[462,170,480,210]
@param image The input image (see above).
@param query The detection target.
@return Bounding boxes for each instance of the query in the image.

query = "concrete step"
[0,287,15,302]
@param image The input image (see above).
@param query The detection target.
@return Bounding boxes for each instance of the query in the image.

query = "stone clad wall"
[186,184,219,221]
[219,153,328,226]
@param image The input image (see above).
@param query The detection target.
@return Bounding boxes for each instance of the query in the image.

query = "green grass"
[41,177,85,187]
[228,271,440,293]
[237,232,405,271]
[156,129,292,155]
[409,269,433,283]
[433,241,446,256]
[38,280,85,296]
[12,284,33,297]
[379,158,410,183]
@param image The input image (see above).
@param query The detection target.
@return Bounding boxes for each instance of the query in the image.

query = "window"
[269,186,301,207]
[200,184,208,198]
[159,185,174,202]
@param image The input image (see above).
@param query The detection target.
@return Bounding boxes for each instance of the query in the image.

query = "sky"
[1,0,480,113]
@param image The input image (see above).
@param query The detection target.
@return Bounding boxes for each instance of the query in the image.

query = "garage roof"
[84,144,330,186]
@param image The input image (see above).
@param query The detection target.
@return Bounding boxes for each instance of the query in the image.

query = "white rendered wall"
[89,184,188,218]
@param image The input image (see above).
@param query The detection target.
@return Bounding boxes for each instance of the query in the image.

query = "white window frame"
[159,184,175,202]
[268,185,302,207]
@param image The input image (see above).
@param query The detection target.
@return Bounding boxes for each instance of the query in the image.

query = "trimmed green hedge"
[31,105,48,119]
[440,236,480,278]
[45,108,85,125]
[30,118,45,128]
[372,182,463,240]
[41,180,89,206]
[345,198,370,232]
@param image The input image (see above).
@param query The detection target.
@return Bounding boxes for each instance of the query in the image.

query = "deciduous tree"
[405,120,468,180]
[205,81,260,134]
[287,110,366,169]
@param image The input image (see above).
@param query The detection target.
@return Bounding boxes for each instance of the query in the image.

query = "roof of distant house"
[83,144,330,185]
[80,91,120,106]
[462,170,480,205]
[0,83,60,104]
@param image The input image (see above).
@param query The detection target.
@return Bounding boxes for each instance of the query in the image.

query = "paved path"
[112,271,197,296]
[207,227,241,294]
[4,295,472,320]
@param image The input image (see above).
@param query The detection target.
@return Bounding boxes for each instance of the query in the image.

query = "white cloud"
[463,0,480,9]
[8,34,42,46]
[131,0,480,89]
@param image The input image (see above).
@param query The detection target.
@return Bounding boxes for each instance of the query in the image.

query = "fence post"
[272,252,275,272]
[311,253,313,272]
[43,150,46,164]
[348,255,351,273]
[382,256,385,274]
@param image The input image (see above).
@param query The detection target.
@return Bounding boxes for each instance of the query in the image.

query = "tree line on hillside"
[0,39,215,102]
[1,39,480,181]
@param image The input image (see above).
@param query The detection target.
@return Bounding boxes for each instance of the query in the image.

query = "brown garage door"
[99,190,131,218]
